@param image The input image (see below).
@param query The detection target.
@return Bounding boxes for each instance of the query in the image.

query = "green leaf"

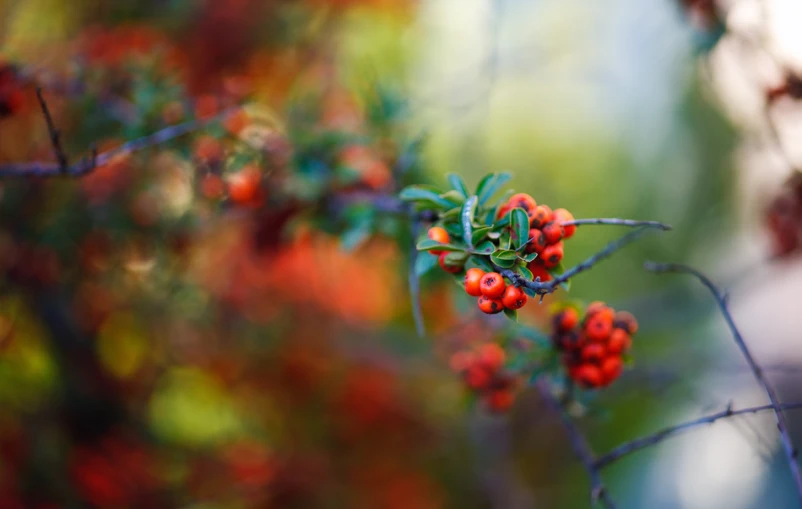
[476,172,512,205]
[416,239,466,252]
[414,251,439,277]
[443,222,463,239]
[439,207,462,220]
[471,226,492,245]
[499,229,512,251]
[522,252,538,263]
[514,265,534,280]
[492,250,518,261]
[493,215,510,229]
[490,251,517,268]
[510,208,529,251]
[440,190,465,206]
[487,231,501,240]
[447,173,469,199]
[444,251,469,266]
[467,255,494,272]
[399,185,453,209]
[522,287,538,298]
[503,308,518,322]
[340,223,372,252]
[470,241,496,255]
[461,196,478,248]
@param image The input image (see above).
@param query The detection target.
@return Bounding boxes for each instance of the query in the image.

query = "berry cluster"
[463,268,528,314]
[449,343,517,413]
[499,194,576,281]
[551,303,637,389]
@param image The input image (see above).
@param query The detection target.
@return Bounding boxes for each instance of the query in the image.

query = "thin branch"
[0,106,240,178]
[537,379,616,509]
[35,88,69,172]
[595,401,802,469]
[645,262,802,504]
[499,226,664,295]
[563,218,672,230]
[408,218,426,338]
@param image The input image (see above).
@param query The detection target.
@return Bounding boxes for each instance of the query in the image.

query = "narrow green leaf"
[414,251,439,276]
[399,185,453,209]
[461,196,478,248]
[510,207,529,251]
[439,207,462,220]
[443,222,463,238]
[515,265,534,280]
[490,252,516,268]
[447,173,469,199]
[522,251,538,263]
[503,308,518,322]
[477,172,512,205]
[487,231,501,240]
[470,241,496,255]
[492,250,518,261]
[499,230,511,251]
[416,238,466,252]
[440,190,465,206]
[444,251,469,265]
[474,173,494,197]
[471,226,492,245]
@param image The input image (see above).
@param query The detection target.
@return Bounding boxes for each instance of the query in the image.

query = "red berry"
[479,272,506,298]
[553,208,576,238]
[607,328,632,354]
[227,166,263,206]
[580,343,606,363]
[505,193,537,219]
[600,356,623,385]
[541,221,564,244]
[477,343,506,371]
[527,261,552,282]
[585,314,613,343]
[541,242,564,269]
[501,285,528,310]
[464,268,485,297]
[485,388,515,413]
[464,365,492,390]
[477,296,505,315]
[574,364,603,388]
[555,308,579,332]
[526,228,547,254]
[438,252,462,273]
[613,311,638,335]
[530,205,553,229]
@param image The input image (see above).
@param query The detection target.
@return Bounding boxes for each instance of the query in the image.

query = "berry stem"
[563,218,672,230]
[594,401,802,469]
[644,261,802,505]
[537,379,617,509]
[0,105,241,177]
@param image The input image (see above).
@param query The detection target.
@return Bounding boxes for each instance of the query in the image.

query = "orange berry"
[501,285,528,310]
[464,268,485,297]
[427,226,450,255]
[614,311,638,335]
[530,205,553,229]
[541,221,564,244]
[477,295,505,315]
[200,174,226,199]
[477,343,506,371]
[227,166,262,206]
[607,328,632,354]
[555,308,579,332]
[553,208,576,238]
[479,272,506,298]
[486,388,515,413]
[585,313,613,343]
[580,343,606,363]
[438,252,462,273]
[574,364,603,388]
[541,242,564,269]
[194,135,223,164]
[505,193,537,219]
[527,261,552,282]
[526,228,547,254]
[600,356,623,385]
[585,301,607,316]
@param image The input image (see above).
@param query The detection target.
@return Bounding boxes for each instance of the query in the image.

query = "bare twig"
[595,401,802,469]
[408,219,426,338]
[35,88,69,172]
[0,106,240,178]
[563,218,672,230]
[537,379,616,509]
[499,226,665,295]
[645,262,802,504]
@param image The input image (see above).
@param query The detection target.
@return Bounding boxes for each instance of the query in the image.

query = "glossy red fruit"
[580,343,606,363]
[427,227,450,256]
[464,268,485,297]
[541,242,564,269]
[574,364,603,388]
[607,328,632,354]
[526,228,547,254]
[541,221,564,244]
[553,208,576,238]
[585,313,613,343]
[555,308,579,332]
[505,193,537,219]
[486,388,516,413]
[477,343,506,371]
[477,296,505,315]
[600,356,623,385]
[464,365,492,390]
[227,166,262,206]
[479,272,506,298]
[501,286,528,310]
[527,261,552,282]
[530,205,553,229]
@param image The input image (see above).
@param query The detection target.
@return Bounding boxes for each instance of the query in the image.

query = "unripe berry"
[526,228,547,254]
[463,268,485,297]
[613,311,638,335]
[505,193,537,219]
[607,328,632,354]
[477,343,506,371]
[501,285,528,310]
[600,356,623,385]
[427,227,450,255]
[479,272,506,298]
[530,205,553,229]
[553,208,576,238]
[585,313,613,343]
[541,221,564,244]
[575,364,603,388]
[541,242,564,269]
[580,343,606,363]
[438,252,462,273]
[555,308,579,332]
[477,296,505,315]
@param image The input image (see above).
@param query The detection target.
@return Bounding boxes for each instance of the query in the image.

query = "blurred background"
[1,0,801,507]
